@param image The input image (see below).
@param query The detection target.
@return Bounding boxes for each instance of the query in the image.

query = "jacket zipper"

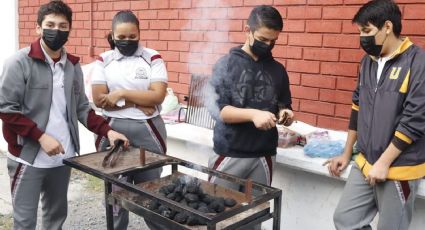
[367,61,391,161]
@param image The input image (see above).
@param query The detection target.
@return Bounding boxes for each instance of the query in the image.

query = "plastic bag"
[303,139,345,158]
[277,126,306,148]
[161,105,185,124]
[161,88,179,115]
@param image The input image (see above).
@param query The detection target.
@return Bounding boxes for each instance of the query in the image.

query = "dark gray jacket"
[351,38,425,180]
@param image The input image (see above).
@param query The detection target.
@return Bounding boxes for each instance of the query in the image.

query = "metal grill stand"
[64,148,282,230]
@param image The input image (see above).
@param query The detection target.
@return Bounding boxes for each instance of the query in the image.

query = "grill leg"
[172,163,178,173]
[105,181,114,230]
[207,223,216,230]
[273,193,282,230]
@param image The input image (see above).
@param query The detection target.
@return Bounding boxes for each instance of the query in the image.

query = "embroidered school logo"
[389,67,402,80]
[134,67,148,79]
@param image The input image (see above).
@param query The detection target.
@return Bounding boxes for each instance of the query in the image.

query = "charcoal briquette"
[216,203,225,213]
[208,201,219,211]
[198,202,207,208]
[198,217,207,225]
[184,193,199,203]
[198,188,205,198]
[173,212,188,224]
[158,205,168,213]
[202,194,213,204]
[188,202,199,209]
[185,183,199,194]
[224,198,237,207]
[166,184,176,193]
[174,184,183,194]
[163,209,176,219]
[159,186,169,195]
[174,194,183,202]
[146,200,159,210]
[216,197,225,205]
[179,199,187,206]
[186,215,199,226]
[166,192,176,200]
[197,205,210,213]
[208,200,225,213]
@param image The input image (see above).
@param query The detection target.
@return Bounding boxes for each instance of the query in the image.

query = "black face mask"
[114,40,139,56]
[360,32,387,57]
[250,38,274,59]
[42,29,69,51]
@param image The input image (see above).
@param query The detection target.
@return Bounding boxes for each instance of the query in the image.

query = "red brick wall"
[18,0,425,130]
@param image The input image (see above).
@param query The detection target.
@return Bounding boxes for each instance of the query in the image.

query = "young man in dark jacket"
[325,1,425,229]
[0,1,128,229]
[208,5,293,218]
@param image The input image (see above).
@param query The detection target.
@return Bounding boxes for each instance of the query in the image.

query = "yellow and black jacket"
[350,37,425,180]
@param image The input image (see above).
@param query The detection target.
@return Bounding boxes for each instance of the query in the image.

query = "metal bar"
[171,162,178,173]
[222,209,271,230]
[104,181,114,230]
[245,178,253,202]
[207,223,216,230]
[273,191,282,230]
[140,148,146,165]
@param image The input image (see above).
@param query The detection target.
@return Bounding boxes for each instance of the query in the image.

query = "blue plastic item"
[303,139,345,158]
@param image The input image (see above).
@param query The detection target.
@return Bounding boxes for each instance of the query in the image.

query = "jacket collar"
[370,37,413,61]
[28,38,80,65]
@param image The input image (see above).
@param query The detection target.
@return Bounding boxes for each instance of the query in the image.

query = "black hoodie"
[209,46,292,158]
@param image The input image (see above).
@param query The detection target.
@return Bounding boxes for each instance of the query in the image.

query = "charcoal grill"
[63,147,282,229]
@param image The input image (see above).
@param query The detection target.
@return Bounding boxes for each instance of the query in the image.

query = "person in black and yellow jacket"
[324,1,425,229]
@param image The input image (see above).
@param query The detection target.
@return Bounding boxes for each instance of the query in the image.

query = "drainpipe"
[88,0,94,57]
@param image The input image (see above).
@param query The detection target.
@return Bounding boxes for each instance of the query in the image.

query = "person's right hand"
[38,134,64,156]
[137,106,156,116]
[323,154,351,177]
[251,110,277,130]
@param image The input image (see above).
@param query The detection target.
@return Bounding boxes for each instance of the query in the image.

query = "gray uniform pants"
[208,154,275,230]
[7,158,71,230]
[97,116,167,230]
[334,164,420,230]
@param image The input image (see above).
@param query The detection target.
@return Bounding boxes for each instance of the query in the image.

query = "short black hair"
[37,0,73,28]
[107,11,140,49]
[247,5,283,32]
[352,0,402,37]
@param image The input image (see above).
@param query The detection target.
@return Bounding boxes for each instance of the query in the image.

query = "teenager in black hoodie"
[208,5,293,217]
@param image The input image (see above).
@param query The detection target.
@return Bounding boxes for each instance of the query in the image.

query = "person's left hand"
[107,130,129,148]
[278,109,294,126]
[105,90,124,107]
[366,161,389,186]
